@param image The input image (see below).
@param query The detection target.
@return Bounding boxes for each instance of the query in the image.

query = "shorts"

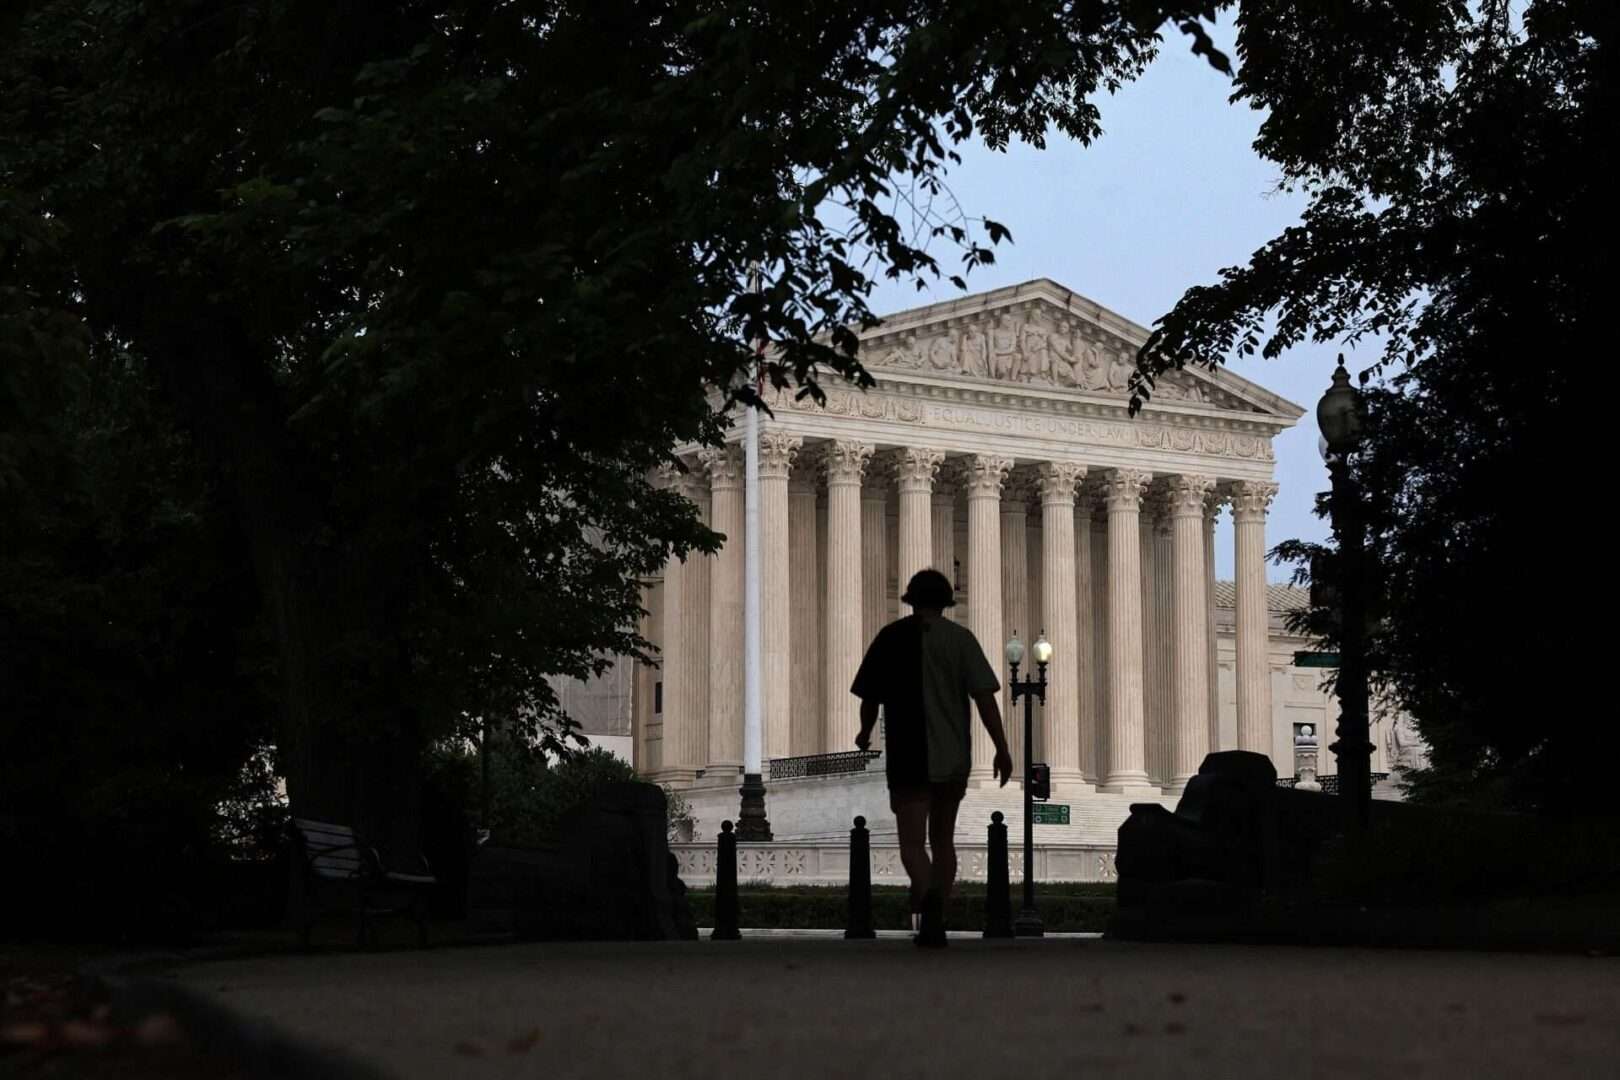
[888,776,968,814]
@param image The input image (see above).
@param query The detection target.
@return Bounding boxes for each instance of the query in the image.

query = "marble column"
[861,479,888,647]
[1026,501,1044,757]
[788,467,822,756]
[700,448,744,773]
[895,448,944,592]
[1074,489,1099,784]
[684,469,712,774]
[1232,480,1279,756]
[823,441,872,754]
[1203,489,1224,752]
[1153,502,1174,783]
[1089,507,1110,784]
[932,490,957,619]
[1168,475,1216,787]
[964,455,1011,781]
[1138,488,1163,783]
[1101,468,1154,791]
[758,432,801,762]
[644,574,665,775]
[634,580,655,773]
[655,464,697,780]
[1039,462,1087,786]
[999,475,1030,769]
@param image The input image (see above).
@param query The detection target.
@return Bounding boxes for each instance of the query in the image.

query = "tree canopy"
[3,0,1227,846]
[1141,0,1615,813]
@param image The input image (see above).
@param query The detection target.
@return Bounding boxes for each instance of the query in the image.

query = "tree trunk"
[151,307,421,856]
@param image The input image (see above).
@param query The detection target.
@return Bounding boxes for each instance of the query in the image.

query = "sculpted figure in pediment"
[959,325,989,378]
[1078,341,1108,391]
[1048,328,1081,387]
[1019,323,1052,383]
[925,334,957,372]
[1106,349,1134,392]
[990,322,1021,381]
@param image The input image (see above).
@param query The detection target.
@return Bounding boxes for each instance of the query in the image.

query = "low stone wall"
[679,765,893,842]
[670,839,1118,886]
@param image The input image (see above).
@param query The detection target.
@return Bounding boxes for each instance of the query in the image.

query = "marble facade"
[631,279,1334,802]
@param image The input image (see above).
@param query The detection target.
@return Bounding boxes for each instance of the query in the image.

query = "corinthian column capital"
[758,432,803,479]
[1036,461,1087,505]
[699,445,744,491]
[1203,485,1230,523]
[962,455,1013,499]
[1100,468,1154,510]
[821,440,874,487]
[1230,480,1279,522]
[892,447,946,493]
[654,460,705,499]
[1166,474,1216,519]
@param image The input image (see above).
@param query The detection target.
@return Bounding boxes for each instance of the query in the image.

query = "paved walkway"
[163,937,1619,1079]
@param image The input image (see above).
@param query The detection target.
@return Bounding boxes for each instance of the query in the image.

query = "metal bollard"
[844,815,876,939]
[983,810,1014,938]
[711,819,741,940]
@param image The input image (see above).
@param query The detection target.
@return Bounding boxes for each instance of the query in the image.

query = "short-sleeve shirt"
[849,615,1001,785]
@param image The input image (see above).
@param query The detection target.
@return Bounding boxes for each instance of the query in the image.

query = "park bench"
[286,818,435,948]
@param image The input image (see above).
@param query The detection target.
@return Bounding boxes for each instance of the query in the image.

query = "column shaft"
[701,448,744,771]
[1090,510,1110,784]
[895,448,944,589]
[1233,481,1279,756]
[1169,475,1216,785]
[1074,491,1098,783]
[684,478,712,773]
[1153,507,1174,783]
[964,456,1011,780]
[932,492,956,620]
[1138,496,1162,783]
[861,482,887,647]
[788,470,821,756]
[1102,469,1153,790]
[999,479,1030,770]
[758,432,801,762]
[654,465,697,780]
[1203,492,1223,752]
[823,442,872,753]
[1039,462,1086,784]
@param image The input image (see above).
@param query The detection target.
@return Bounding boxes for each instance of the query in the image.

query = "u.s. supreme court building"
[619,279,1416,885]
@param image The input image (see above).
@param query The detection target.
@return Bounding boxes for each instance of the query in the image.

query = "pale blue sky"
[863,18,1351,584]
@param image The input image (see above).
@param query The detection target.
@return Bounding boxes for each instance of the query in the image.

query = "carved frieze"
[859,305,1249,409]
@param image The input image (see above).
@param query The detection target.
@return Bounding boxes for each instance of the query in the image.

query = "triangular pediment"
[856,278,1304,423]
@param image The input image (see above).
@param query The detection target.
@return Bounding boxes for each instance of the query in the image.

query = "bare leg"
[928,791,964,903]
[893,794,932,916]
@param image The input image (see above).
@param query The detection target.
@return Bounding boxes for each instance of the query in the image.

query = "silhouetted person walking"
[851,569,1013,947]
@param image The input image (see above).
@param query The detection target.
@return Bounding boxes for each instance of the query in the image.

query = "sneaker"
[914,890,947,948]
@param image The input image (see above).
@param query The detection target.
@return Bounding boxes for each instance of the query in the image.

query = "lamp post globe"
[1317,357,1363,454]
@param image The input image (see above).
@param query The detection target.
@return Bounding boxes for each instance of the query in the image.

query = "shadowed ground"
[157,937,1620,1079]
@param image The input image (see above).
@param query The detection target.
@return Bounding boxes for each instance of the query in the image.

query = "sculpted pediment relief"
[860,306,1252,411]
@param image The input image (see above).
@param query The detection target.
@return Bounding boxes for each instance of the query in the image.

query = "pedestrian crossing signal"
[1030,763,1050,801]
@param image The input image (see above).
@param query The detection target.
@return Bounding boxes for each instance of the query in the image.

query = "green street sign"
[1294,651,1341,668]
[1031,803,1070,826]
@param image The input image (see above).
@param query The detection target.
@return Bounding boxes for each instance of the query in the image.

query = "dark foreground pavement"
[156,937,1619,1079]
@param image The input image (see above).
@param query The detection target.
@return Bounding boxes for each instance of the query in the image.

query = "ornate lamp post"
[1005,630,1051,937]
[1317,357,1373,834]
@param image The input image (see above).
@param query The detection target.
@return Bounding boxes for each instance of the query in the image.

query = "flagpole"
[738,263,772,841]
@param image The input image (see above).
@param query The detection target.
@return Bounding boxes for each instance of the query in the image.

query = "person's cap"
[901,569,956,609]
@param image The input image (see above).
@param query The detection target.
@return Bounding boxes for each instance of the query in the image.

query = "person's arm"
[855,699,879,752]
[972,690,1015,786]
